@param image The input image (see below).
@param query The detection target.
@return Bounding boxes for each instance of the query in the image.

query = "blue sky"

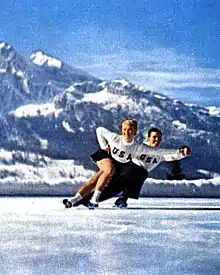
[0,0,220,106]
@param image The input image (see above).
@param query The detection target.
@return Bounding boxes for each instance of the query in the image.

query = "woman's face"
[121,123,136,142]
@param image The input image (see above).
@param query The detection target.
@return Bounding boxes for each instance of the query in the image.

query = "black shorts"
[90,149,133,176]
[90,149,112,163]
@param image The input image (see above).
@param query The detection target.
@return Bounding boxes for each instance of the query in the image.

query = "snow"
[0,42,6,48]
[172,120,187,129]
[62,121,75,133]
[39,139,48,150]
[207,106,220,117]
[112,79,130,87]
[82,88,134,110]
[98,81,107,88]
[0,42,11,50]
[154,93,167,100]
[30,51,62,68]
[65,85,75,93]
[82,87,149,113]
[0,197,220,275]
[11,66,24,77]
[11,103,63,118]
[22,77,30,94]
[0,68,7,73]
[0,149,220,197]
[83,88,115,104]
[0,150,94,194]
[138,85,145,91]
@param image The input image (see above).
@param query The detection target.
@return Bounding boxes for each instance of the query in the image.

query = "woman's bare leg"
[78,170,103,196]
[67,170,103,205]
[90,158,115,204]
[64,158,115,207]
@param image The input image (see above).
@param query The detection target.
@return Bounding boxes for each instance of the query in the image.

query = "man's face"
[148,131,162,147]
[121,124,136,142]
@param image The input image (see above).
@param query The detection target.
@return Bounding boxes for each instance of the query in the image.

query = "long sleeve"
[96,127,119,149]
[140,145,187,162]
[132,144,188,172]
[162,150,186,161]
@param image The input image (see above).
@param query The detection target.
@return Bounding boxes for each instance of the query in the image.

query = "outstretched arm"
[163,145,191,161]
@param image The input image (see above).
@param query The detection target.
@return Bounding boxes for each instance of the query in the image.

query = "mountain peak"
[0,41,18,62]
[0,42,13,51]
[30,50,62,69]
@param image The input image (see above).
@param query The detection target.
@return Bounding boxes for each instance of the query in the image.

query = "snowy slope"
[0,149,220,197]
[0,42,220,196]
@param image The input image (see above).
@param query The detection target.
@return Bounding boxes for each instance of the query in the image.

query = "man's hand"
[104,145,111,153]
[179,145,191,156]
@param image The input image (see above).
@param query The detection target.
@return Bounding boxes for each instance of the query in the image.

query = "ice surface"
[1,197,220,275]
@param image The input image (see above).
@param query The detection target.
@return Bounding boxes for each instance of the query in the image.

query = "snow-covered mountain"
[1,41,220,188]
[0,42,100,113]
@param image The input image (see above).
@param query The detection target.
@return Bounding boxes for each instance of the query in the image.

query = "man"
[113,127,191,207]
[63,126,191,209]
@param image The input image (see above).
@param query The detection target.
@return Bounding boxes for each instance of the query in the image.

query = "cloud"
[53,26,220,107]
[74,49,219,100]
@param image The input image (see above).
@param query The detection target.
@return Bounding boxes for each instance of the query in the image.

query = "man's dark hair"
[147,127,162,137]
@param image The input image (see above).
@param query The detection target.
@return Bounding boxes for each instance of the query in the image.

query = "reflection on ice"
[0,197,220,275]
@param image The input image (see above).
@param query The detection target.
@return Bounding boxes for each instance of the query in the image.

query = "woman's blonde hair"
[121,119,138,133]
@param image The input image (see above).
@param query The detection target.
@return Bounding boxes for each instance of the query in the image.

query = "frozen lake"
[1,197,220,275]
